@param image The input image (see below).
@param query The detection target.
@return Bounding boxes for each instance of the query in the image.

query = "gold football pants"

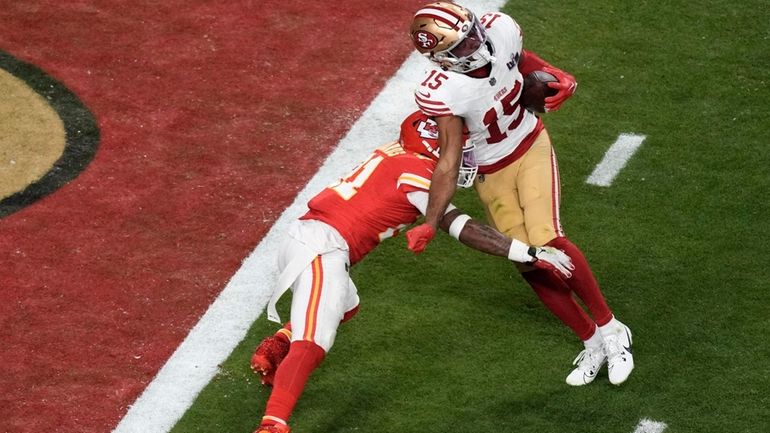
[474,129,564,247]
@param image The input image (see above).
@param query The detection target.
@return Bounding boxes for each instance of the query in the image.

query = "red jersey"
[301,142,435,265]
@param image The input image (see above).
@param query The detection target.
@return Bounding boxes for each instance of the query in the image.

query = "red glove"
[406,223,436,254]
[543,66,577,112]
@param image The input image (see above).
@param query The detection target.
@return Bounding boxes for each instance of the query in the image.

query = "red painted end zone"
[0,1,424,432]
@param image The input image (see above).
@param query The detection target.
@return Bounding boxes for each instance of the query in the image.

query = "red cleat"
[254,423,291,433]
[250,326,291,386]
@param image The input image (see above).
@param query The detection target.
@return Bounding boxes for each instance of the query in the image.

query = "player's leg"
[518,130,633,384]
[515,130,618,384]
[546,236,612,325]
[474,146,596,344]
[252,280,359,386]
[474,154,528,241]
[258,249,352,431]
[519,136,610,322]
[547,237,633,383]
[252,231,304,388]
[547,237,633,384]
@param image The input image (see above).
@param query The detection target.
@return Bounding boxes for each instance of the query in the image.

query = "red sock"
[522,268,596,340]
[263,340,326,423]
[547,237,613,326]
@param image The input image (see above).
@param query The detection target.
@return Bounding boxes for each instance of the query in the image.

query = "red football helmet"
[399,111,477,187]
[399,110,441,160]
[410,2,494,73]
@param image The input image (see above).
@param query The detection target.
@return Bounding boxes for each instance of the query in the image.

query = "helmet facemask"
[457,143,478,188]
[431,14,494,73]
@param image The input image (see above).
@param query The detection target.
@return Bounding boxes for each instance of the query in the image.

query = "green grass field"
[172,1,770,432]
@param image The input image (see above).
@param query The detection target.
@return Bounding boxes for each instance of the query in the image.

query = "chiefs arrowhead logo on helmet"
[398,110,478,188]
[399,111,441,160]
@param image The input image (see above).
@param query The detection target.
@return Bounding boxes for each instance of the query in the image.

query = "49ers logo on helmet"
[413,31,438,49]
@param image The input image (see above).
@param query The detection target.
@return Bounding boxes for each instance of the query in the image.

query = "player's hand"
[543,66,577,112]
[528,246,574,278]
[406,223,436,254]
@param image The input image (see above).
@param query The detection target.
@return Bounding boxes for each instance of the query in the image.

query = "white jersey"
[414,12,543,173]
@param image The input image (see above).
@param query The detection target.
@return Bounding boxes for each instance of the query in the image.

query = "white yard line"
[112,2,505,432]
[632,418,668,433]
[586,133,646,187]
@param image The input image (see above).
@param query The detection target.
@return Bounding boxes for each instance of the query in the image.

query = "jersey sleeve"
[405,190,429,214]
[414,68,454,117]
[396,169,432,194]
[510,15,524,54]
[493,13,523,55]
[415,90,453,117]
[406,191,457,216]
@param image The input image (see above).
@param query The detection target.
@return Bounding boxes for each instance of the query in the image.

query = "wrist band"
[448,214,472,240]
[507,240,532,263]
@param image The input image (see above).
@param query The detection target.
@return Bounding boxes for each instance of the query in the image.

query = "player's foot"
[603,324,634,385]
[254,423,291,433]
[250,327,291,386]
[565,345,606,386]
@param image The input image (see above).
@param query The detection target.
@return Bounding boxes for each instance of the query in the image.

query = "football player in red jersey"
[406,2,634,387]
[250,111,574,433]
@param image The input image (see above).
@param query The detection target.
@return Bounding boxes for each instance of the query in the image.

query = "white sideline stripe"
[586,133,646,187]
[111,54,420,433]
[632,418,668,433]
[112,2,505,432]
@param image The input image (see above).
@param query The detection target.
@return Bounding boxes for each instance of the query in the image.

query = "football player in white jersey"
[406,2,634,387]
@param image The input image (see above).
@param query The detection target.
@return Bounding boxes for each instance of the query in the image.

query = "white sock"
[598,316,623,337]
[583,325,603,349]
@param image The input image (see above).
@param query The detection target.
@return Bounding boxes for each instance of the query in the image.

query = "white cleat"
[604,324,634,385]
[565,345,606,386]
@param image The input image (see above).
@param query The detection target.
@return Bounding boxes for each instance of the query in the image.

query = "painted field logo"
[0,51,99,218]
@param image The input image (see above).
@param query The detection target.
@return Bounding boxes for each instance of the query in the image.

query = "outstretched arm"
[439,209,574,278]
[439,209,514,258]
[405,115,465,254]
[407,190,574,277]
[424,115,464,227]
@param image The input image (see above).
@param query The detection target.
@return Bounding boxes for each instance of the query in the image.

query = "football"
[520,70,559,113]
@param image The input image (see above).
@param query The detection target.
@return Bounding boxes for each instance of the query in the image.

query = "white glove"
[507,241,574,278]
[527,246,574,278]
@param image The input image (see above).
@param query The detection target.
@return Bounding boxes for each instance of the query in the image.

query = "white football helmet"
[399,111,478,188]
[410,2,495,73]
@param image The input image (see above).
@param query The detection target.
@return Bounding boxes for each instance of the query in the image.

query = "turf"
[172,1,770,432]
